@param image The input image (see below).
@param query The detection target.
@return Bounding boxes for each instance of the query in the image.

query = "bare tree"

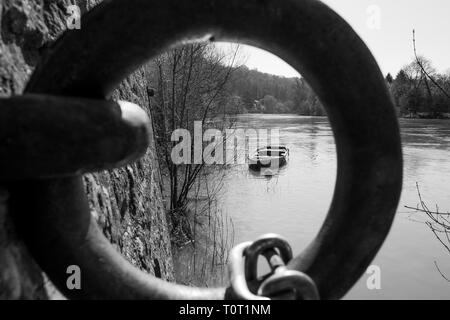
[413,30,450,103]
[147,43,242,240]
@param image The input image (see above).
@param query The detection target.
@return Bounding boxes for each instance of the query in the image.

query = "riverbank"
[162,167,234,287]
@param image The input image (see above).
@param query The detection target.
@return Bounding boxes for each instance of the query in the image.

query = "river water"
[204,114,450,300]
[174,114,450,299]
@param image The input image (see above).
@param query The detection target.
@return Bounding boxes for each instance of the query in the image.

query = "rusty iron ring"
[12,0,402,299]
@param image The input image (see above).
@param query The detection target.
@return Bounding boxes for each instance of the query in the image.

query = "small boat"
[248,146,289,171]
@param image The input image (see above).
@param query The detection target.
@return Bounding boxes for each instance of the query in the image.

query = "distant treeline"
[387,57,450,118]
[226,57,450,118]
[226,66,326,116]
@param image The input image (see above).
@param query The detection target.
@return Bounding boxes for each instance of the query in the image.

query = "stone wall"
[0,0,173,299]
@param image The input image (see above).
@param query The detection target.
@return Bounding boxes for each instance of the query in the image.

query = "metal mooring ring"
[14,0,402,299]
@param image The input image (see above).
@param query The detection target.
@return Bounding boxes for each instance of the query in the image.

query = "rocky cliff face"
[0,0,174,299]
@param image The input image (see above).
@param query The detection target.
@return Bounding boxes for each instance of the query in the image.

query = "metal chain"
[228,234,320,300]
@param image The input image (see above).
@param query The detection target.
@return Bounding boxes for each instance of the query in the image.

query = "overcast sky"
[230,0,450,78]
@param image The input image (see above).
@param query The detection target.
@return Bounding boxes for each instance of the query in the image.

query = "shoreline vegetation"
[224,56,450,119]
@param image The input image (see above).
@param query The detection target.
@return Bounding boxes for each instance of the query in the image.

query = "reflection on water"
[176,114,450,299]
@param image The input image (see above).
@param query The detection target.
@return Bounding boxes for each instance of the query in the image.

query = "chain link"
[229,234,319,300]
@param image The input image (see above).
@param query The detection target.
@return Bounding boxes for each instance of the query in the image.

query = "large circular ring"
[15,0,402,299]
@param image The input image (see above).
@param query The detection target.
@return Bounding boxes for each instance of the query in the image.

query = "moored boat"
[248,146,289,171]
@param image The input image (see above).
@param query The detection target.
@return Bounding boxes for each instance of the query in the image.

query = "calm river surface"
[212,114,450,299]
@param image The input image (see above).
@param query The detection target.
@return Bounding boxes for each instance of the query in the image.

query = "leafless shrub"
[405,182,450,282]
